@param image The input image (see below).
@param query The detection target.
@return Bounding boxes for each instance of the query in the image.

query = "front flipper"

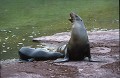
[54,57,69,63]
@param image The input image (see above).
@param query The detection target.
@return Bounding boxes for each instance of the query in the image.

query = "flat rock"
[33,29,119,43]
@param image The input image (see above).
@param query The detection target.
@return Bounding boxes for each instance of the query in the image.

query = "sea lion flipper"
[54,47,69,63]
[54,52,69,63]
[53,58,69,63]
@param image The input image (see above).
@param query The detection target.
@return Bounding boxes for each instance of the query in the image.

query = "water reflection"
[1,30,7,32]
[8,31,11,33]
[18,43,23,45]
[16,27,19,29]
[7,47,10,49]
[2,45,5,47]
[2,50,7,53]
[12,35,16,37]
[22,38,25,41]
[28,36,33,38]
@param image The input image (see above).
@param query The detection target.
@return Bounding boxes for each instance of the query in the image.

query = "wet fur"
[19,47,64,62]
[54,12,91,62]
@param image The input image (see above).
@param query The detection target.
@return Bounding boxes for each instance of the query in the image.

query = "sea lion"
[54,12,91,62]
[19,47,64,62]
[56,44,66,55]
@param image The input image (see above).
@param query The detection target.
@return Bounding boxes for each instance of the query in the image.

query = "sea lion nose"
[70,12,75,15]
[70,12,76,18]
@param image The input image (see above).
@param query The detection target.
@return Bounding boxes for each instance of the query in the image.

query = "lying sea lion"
[54,12,91,62]
[19,47,64,62]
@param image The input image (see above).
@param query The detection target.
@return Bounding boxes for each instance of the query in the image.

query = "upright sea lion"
[54,12,91,62]
[19,47,64,62]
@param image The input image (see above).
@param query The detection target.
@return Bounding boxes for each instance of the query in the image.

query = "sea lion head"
[69,12,83,23]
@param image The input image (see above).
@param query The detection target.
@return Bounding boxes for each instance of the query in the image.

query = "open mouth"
[68,18,73,22]
[68,12,74,22]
